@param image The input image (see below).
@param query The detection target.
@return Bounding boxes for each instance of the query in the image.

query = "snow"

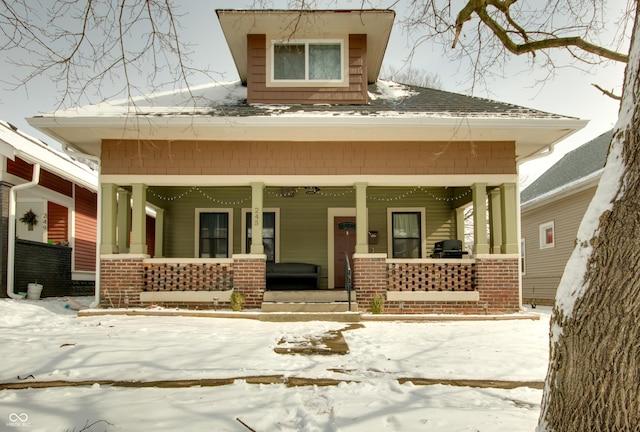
[0,298,551,431]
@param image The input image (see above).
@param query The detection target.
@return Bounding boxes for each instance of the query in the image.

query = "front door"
[334,217,356,288]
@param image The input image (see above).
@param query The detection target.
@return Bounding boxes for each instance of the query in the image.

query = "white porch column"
[100,183,117,254]
[130,183,148,255]
[355,182,368,254]
[154,208,164,258]
[455,207,466,242]
[500,183,519,254]
[488,188,503,254]
[116,188,131,254]
[472,183,490,255]
[250,182,265,255]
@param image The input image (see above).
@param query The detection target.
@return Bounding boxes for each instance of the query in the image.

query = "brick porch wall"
[100,256,145,308]
[232,254,266,309]
[353,254,388,311]
[475,255,520,314]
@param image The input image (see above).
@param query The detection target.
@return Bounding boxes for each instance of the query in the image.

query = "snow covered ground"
[0,298,551,431]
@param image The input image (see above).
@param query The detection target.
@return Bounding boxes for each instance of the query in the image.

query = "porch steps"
[261,290,360,322]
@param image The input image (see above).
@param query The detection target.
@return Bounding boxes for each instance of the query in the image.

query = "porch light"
[305,186,320,194]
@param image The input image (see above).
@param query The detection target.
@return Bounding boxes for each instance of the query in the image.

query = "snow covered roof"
[521,130,612,207]
[27,80,587,161]
[0,121,97,191]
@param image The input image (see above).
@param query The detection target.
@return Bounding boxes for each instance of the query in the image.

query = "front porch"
[98,182,521,314]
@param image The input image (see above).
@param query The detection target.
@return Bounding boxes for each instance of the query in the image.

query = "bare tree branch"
[592,83,623,100]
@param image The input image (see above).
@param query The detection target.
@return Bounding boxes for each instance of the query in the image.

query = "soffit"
[216,9,395,84]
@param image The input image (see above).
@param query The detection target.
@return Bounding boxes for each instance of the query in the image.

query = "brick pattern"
[100,257,145,308]
[476,257,520,314]
[387,262,475,292]
[143,262,233,291]
[15,239,72,297]
[101,140,516,176]
[353,256,387,312]
[232,256,266,309]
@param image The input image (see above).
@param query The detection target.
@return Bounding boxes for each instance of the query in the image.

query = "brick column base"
[100,255,145,308]
[233,254,266,309]
[475,255,520,313]
[353,254,387,313]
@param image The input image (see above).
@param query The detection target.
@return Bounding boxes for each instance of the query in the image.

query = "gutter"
[7,163,41,299]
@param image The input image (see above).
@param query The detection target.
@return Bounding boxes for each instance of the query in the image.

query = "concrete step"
[261,302,358,313]
[259,311,362,322]
[263,290,351,303]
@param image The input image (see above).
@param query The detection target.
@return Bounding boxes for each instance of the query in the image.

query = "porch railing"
[143,259,234,291]
[387,259,476,292]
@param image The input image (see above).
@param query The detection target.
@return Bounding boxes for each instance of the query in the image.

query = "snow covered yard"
[0,298,550,431]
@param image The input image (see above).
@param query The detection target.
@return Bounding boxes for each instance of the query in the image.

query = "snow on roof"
[39,80,571,121]
[0,121,97,190]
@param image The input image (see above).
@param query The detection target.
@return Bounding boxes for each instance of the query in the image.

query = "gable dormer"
[217,9,395,105]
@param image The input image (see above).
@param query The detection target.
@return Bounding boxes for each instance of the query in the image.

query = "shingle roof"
[520,129,613,203]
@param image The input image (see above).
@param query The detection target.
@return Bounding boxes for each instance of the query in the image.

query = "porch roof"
[27,81,587,163]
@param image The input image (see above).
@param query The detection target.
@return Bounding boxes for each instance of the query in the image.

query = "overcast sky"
[0,0,627,186]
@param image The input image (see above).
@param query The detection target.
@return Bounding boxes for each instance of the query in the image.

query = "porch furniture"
[431,240,469,259]
[266,262,320,290]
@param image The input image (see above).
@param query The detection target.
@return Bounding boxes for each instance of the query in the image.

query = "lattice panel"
[143,263,233,291]
[387,262,476,292]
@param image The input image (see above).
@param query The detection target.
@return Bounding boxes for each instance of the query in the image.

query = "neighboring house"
[520,130,613,306]
[0,121,98,298]
[28,9,587,314]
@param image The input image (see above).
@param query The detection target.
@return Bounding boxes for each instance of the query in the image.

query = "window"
[272,40,343,82]
[539,221,555,249]
[196,209,232,258]
[245,211,277,262]
[390,211,423,258]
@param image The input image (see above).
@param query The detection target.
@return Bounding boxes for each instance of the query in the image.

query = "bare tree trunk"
[538,6,640,431]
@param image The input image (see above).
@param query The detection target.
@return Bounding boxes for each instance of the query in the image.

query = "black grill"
[431,240,468,259]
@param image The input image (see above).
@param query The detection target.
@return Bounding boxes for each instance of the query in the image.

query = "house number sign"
[254,207,260,226]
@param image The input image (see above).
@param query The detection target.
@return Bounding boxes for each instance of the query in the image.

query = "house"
[27,9,587,314]
[0,121,98,298]
[520,130,612,306]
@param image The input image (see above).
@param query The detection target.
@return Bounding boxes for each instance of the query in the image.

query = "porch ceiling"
[26,115,587,165]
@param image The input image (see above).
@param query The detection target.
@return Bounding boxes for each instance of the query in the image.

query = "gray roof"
[520,129,613,203]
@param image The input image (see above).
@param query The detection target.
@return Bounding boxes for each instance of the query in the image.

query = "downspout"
[7,163,41,299]
[64,145,102,308]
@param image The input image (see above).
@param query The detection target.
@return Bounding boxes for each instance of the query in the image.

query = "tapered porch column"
[488,188,503,254]
[455,207,466,242]
[354,182,368,254]
[116,188,131,253]
[154,208,164,258]
[250,182,265,255]
[472,183,490,254]
[100,183,118,254]
[130,183,148,255]
[500,183,519,254]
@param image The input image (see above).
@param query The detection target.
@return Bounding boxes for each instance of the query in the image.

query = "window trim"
[387,208,427,259]
[539,221,555,249]
[267,38,348,88]
[241,208,280,262]
[194,208,233,258]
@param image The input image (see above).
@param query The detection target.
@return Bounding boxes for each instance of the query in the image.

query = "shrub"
[230,291,245,311]
[370,294,385,314]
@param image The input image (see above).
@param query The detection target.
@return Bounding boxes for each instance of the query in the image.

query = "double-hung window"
[196,209,232,258]
[389,210,425,258]
[272,40,343,83]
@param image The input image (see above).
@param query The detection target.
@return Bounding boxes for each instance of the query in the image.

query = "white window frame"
[387,208,427,259]
[539,221,555,249]
[194,208,233,258]
[241,208,281,262]
[267,38,348,87]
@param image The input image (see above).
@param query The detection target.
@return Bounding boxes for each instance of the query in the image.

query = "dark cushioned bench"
[266,262,320,290]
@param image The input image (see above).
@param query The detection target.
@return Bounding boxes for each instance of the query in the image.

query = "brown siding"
[101,140,516,176]
[247,34,368,104]
[74,185,97,271]
[521,186,596,305]
[47,202,68,244]
[7,157,73,197]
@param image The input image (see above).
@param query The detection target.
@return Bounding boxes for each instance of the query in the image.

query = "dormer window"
[270,39,346,86]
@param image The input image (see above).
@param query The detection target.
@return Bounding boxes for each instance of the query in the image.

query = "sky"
[0,0,628,186]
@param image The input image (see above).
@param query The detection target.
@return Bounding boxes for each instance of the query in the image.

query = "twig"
[236,417,257,432]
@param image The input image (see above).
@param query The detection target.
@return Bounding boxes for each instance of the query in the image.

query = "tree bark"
[538,4,640,431]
